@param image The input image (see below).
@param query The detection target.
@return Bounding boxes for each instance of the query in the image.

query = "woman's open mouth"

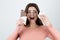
[30,17,34,20]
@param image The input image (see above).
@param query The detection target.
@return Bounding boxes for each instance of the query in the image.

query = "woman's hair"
[25,3,43,27]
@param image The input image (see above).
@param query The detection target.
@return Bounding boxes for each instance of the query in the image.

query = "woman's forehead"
[28,7,37,11]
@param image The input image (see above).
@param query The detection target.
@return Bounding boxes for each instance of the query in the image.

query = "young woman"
[7,3,60,40]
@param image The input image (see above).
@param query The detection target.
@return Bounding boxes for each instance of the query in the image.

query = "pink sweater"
[19,27,47,40]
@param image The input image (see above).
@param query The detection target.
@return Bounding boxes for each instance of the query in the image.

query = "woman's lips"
[30,17,34,20]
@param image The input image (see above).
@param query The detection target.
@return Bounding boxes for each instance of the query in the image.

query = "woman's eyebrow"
[33,10,37,11]
[28,10,37,12]
[33,10,37,12]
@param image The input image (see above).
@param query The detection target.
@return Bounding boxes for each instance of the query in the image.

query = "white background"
[0,0,60,40]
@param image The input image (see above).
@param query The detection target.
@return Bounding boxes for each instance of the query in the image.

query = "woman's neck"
[29,22,38,28]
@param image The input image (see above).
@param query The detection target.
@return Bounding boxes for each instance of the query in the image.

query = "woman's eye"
[33,11,38,13]
[27,11,31,13]
[27,10,38,14]
[28,11,31,13]
[34,11,37,13]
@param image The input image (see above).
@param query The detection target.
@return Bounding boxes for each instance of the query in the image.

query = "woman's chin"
[30,20,35,23]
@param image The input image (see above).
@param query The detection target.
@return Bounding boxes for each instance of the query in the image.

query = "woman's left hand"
[39,14,60,40]
[38,14,52,27]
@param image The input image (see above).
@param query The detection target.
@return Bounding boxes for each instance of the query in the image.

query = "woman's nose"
[30,12,34,17]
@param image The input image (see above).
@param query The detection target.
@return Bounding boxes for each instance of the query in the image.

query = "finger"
[16,19,25,26]
[21,10,26,16]
[40,15,49,20]
[39,14,48,18]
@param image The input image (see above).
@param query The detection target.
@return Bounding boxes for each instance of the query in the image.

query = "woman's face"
[26,6,38,22]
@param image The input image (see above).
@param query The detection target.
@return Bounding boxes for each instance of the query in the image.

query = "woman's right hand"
[7,19,25,40]
[16,18,26,34]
